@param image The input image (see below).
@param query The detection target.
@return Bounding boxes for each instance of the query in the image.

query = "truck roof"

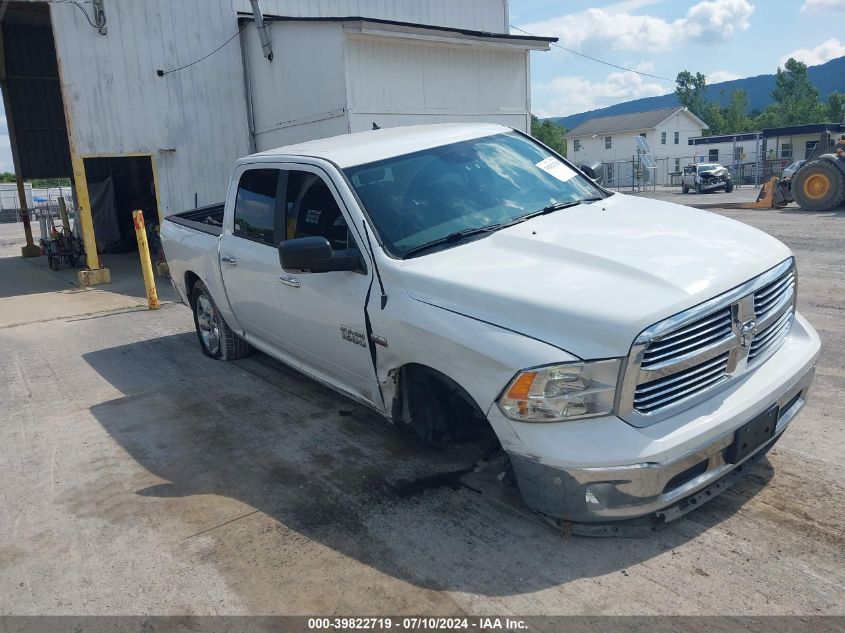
[244,123,511,169]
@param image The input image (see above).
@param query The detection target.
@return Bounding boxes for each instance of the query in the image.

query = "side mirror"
[579,162,604,184]
[278,236,364,273]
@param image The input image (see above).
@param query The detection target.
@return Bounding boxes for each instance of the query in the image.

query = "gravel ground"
[0,206,842,618]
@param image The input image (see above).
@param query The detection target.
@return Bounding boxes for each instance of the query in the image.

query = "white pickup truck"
[161,123,820,528]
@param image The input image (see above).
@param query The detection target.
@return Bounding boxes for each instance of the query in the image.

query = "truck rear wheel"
[191,281,252,360]
[793,159,845,211]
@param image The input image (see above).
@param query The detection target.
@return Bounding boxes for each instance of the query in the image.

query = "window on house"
[674,158,681,173]
[605,136,612,149]
[233,169,280,246]
[805,140,817,158]
[674,132,680,145]
[574,139,581,152]
[661,132,666,145]
[709,149,719,162]
[781,143,793,159]
[605,163,614,183]
[734,146,743,162]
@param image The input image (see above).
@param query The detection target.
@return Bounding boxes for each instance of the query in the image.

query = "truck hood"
[397,194,792,359]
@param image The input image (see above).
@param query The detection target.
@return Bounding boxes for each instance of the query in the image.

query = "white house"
[0,0,553,285]
[564,107,708,187]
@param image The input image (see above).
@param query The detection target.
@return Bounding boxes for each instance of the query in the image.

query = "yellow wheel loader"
[782,130,845,211]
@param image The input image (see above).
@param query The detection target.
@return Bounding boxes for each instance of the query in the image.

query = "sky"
[1,0,844,171]
[511,0,845,118]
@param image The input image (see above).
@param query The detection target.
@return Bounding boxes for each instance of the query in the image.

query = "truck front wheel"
[191,281,252,360]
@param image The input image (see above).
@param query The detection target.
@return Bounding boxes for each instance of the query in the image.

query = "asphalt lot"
[0,203,843,618]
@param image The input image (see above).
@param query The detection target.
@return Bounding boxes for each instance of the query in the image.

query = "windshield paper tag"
[536,157,576,182]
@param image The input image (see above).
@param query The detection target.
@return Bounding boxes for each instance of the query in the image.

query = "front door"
[271,164,381,408]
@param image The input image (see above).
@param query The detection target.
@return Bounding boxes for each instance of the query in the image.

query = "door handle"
[279,273,300,288]
[221,255,237,265]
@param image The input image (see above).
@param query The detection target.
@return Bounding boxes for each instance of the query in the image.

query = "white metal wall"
[234,0,508,33]
[345,35,530,133]
[47,0,519,216]
[244,22,349,151]
[49,0,251,215]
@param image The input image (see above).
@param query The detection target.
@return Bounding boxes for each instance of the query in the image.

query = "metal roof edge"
[235,13,557,44]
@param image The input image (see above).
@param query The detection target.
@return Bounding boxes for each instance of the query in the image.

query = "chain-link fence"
[0,186,74,223]
[599,156,765,191]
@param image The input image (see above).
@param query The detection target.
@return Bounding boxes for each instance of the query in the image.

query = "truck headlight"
[498,360,621,422]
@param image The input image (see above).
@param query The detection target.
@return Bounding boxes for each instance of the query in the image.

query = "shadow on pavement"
[80,332,775,598]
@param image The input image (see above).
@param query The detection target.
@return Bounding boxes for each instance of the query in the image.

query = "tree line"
[0,173,71,188]
[675,58,844,136]
[530,57,842,156]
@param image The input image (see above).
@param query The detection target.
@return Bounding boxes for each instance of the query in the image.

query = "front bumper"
[700,179,729,191]
[501,313,820,523]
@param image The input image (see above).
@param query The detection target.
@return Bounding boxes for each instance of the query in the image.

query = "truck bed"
[160,203,228,312]
[164,203,225,237]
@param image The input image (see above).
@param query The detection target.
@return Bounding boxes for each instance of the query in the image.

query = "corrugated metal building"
[0,0,552,284]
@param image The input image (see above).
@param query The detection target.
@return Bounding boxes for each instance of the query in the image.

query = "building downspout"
[238,26,257,153]
[249,0,272,61]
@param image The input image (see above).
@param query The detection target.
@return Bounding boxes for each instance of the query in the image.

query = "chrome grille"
[749,307,793,362]
[634,352,730,413]
[640,306,733,369]
[754,269,795,320]
[619,259,797,426]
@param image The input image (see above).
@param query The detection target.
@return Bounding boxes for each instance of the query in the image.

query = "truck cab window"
[285,171,352,251]
[233,169,279,245]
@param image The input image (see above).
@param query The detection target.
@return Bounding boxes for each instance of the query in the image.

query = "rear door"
[219,166,290,354]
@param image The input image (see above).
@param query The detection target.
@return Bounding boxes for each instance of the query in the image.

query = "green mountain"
[551,55,845,131]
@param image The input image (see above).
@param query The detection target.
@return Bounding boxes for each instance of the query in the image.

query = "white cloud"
[707,70,741,83]
[535,71,667,117]
[627,60,656,73]
[683,0,755,40]
[781,37,845,66]
[519,0,754,52]
[800,0,845,13]
[602,0,665,13]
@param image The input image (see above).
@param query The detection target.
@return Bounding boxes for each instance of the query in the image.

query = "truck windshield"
[344,132,605,258]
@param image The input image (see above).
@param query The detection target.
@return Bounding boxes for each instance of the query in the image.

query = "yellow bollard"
[132,210,160,310]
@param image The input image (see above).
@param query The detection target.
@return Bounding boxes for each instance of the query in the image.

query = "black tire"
[793,159,845,211]
[682,183,689,193]
[190,281,252,360]
[725,181,734,193]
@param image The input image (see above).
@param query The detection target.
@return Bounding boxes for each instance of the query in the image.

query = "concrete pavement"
[626,184,778,209]
[0,208,843,617]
